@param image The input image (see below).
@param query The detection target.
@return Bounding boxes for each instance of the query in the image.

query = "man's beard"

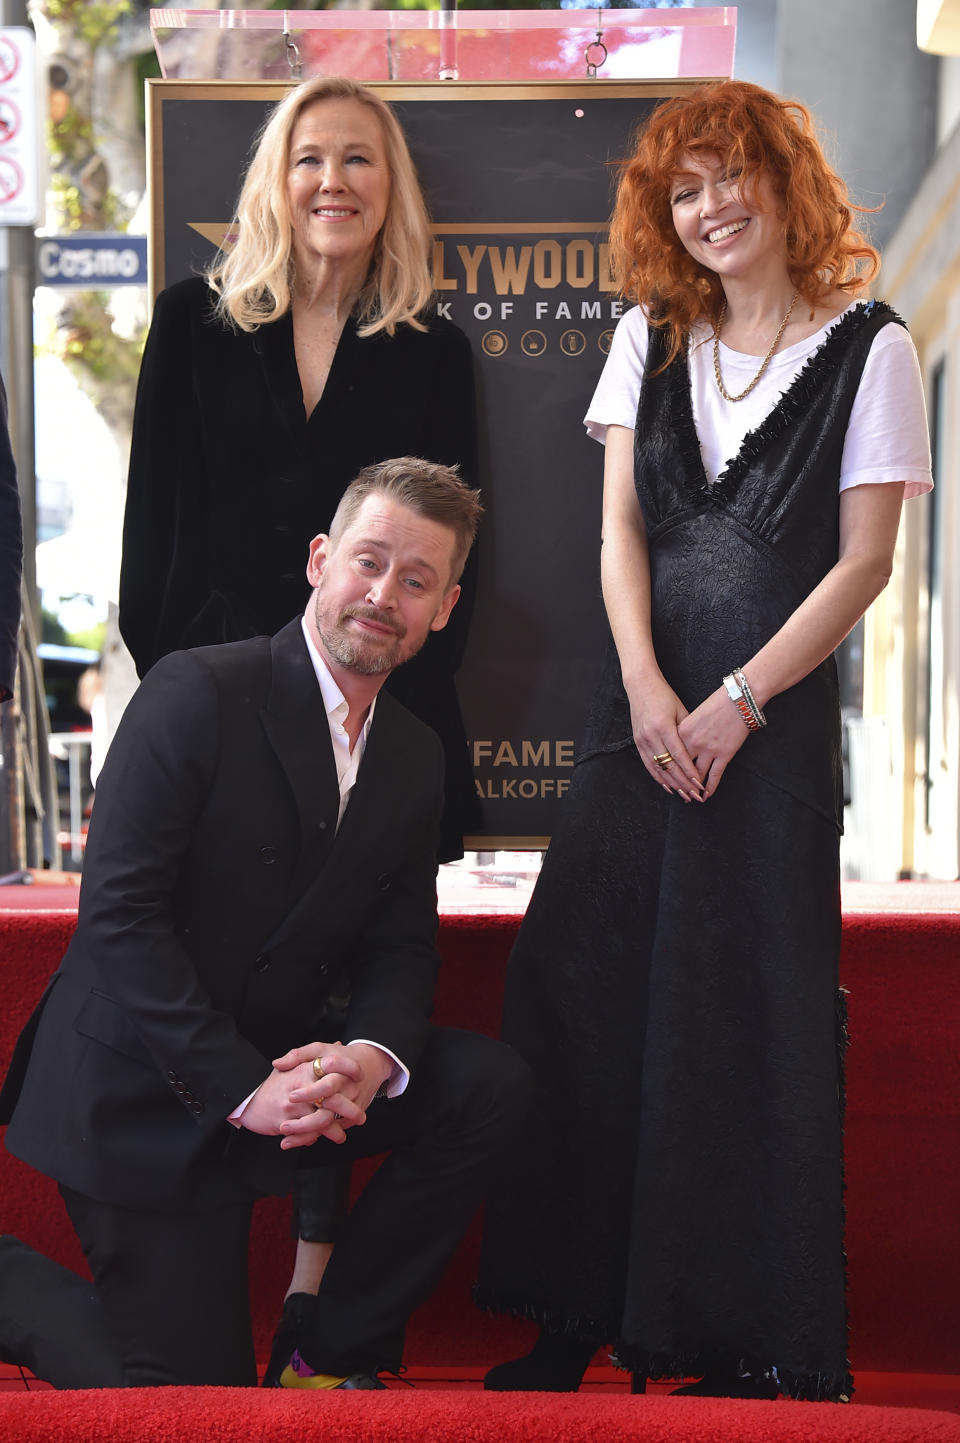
[314,596,420,676]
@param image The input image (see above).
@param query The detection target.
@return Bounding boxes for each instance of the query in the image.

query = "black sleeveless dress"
[476,302,902,1402]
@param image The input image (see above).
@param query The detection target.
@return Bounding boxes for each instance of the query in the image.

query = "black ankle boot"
[262,1292,318,1388]
[483,1331,598,1392]
[671,1367,779,1399]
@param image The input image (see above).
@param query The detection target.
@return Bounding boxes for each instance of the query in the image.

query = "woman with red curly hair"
[477,81,931,1401]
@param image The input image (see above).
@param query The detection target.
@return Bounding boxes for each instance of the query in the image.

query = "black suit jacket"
[0,375,22,702]
[118,278,480,853]
[0,619,444,1212]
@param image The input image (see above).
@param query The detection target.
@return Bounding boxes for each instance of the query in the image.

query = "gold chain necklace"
[712,290,799,402]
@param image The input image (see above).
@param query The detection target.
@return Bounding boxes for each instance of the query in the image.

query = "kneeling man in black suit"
[0,457,529,1389]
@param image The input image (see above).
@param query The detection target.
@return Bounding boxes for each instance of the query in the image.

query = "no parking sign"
[0,27,40,227]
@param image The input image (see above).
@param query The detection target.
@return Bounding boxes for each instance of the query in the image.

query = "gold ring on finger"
[312,1057,326,1081]
[653,751,674,767]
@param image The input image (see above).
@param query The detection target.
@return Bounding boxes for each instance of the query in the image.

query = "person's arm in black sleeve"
[0,374,23,703]
[77,650,273,1118]
[119,284,213,678]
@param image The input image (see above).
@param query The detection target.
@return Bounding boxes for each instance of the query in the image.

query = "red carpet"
[1,891,959,1438]
[0,1388,958,1441]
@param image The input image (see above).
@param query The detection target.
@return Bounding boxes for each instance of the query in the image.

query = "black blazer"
[0,375,22,702]
[0,620,444,1212]
[118,278,481,855]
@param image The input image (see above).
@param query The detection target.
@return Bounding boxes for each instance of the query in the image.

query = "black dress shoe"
[279,1362,388,1390]
[262,1291,318,1388]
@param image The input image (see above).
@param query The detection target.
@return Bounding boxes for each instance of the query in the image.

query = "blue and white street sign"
[36,232,148,286]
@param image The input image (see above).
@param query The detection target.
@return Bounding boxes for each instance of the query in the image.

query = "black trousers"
[0,1235,125,1388]
[291,1161,351,1242]
[60,1187,258,1386]
[57,1028,529,1387]
[290,994,352,1244]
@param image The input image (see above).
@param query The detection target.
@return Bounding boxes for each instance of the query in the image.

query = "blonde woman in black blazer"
[120,77,480,861]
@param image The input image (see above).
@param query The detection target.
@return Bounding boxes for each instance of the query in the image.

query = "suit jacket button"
[317,963,329,976]
[190,1101,204,1115]
[167,1071,177,1083]
[376,873,391,890]
[317,820,327,832]
[259,846,279,864]
[174,1081,186,1094]
[255,955,270,973]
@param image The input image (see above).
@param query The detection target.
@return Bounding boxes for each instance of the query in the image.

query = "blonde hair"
[208,77,434,336]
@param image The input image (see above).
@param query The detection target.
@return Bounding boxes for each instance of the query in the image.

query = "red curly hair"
[609,80,880,368]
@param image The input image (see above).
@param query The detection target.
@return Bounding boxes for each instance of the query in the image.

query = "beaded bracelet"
[734,668,766,729]
[722,669,767,731]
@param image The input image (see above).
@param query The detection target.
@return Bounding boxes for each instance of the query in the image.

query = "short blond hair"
[330,457,482,586]
[208,77,434,337]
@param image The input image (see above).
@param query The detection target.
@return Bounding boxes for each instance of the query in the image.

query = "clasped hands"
[240,1040,392,1151]
[630,674,751,801]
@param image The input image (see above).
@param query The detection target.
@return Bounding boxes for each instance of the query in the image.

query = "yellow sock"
[279,1364,349,1390]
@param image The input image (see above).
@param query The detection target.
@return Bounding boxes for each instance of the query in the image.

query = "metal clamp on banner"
[283,13,303,79]
[585,30,607,79]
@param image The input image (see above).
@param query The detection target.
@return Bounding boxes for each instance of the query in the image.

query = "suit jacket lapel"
[259,619,340,895]
[332,693,402,850]
[257,688,405,957]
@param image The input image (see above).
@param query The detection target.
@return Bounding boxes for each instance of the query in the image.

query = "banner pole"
[439,0,457,82]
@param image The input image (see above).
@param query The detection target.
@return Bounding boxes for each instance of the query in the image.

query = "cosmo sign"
[36,233,148,286]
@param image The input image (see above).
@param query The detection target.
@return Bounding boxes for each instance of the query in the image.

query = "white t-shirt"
[584,304,933,499]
